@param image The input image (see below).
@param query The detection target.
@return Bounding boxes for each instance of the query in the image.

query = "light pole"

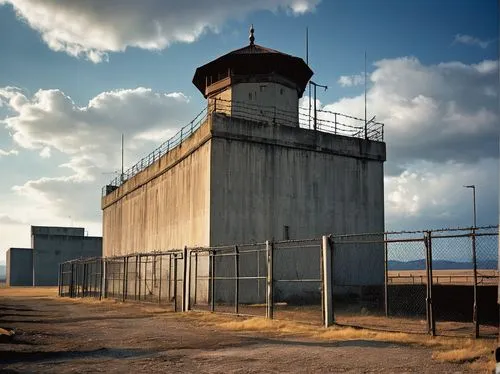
[464,184,478,338]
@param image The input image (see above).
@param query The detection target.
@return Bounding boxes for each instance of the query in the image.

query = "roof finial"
[249,24,255,46]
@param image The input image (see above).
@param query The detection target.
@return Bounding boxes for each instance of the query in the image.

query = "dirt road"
[0,288,480,373]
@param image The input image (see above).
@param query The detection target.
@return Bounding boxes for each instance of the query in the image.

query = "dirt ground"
[0,288,489,373]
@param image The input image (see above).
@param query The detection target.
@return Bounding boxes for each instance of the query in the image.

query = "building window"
[280,88,284,95]
[283,225,290,240]
[248,92,252,100]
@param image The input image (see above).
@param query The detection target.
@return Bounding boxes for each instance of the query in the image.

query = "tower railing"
[102,99,385,195]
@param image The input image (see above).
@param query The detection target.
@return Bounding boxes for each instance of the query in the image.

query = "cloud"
[0,148,18,157]
[453,34,493,49]
[325,57,498,229]
[0,0,320,62]
[0,215,24,225]
[338,74,364,87]
[0,86,196,222]
[325,57,498,168]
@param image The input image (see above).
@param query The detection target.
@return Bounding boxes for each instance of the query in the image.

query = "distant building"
[5,226,102,286]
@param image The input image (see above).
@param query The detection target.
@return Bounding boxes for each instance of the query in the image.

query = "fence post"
[70,263,74,298]
[173,254,178,312]
[234,245,239,314]
[322,235,334,327]
[58,263,62,297]
[158,255,162,304]
[424,231,435,336]
[103,259,108,299]
[210,250,216,312]
[471,227,479,338]
[266,240,274,320]
[384,233,389,317]
[122,257,127,302]
[182,246,190,312]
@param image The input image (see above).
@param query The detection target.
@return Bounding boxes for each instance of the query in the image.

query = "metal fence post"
[234,245,239,314]
[70,263,74,298]
[266,240,274,320]
[58,263,62,297]
[158,255,162,304]
[384,233,389,317]
[122,257,127,302]
[210,250,216,312]
[182,246,190,312]
[425,231,435,336]
[173,254,178,312]
[322,235,334,327]
[471,227,479,338]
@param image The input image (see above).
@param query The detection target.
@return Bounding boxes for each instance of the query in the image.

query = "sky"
[0,0,498,264]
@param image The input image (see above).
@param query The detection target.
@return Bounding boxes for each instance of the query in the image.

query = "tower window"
[249,92,252,100]
[280,88,284,95]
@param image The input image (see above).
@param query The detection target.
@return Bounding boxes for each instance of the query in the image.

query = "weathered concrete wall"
[32,235,102,286]
[102,120,212,257]
[209,114,385,243]
[102,113,385,304]
[6,248,33,286]
[209,114,385,301]
[232,82,298,126]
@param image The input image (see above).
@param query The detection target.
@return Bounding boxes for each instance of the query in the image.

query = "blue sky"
[0,0,498,262]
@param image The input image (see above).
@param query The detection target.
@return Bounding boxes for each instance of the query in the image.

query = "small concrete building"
[102,28,386,304]
[6,248,32,286]
[5,226,102,286]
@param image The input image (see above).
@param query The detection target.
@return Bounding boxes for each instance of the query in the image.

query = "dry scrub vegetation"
[181,312,497,372]
[1,287,496,372]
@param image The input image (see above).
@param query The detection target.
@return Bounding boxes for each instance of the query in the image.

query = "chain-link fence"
[59,226,498,338]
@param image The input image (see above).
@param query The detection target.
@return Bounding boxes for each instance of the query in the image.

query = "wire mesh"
[58,226,498,337]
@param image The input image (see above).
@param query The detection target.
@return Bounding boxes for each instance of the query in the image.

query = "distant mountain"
[388,259,497,271]
[0,265,5,280]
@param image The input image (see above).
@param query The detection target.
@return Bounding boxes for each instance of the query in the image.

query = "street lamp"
[463,185,476,229]
[463,184,478,338]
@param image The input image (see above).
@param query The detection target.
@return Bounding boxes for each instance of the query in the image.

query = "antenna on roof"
[306,27,311,129]
[364,50,367,139]
[249,24,255,46]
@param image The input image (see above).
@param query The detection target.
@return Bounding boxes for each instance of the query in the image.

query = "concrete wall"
[32,235,102,286]
[6,248,33,286]
[209,114,385,302]
[102,112,386,304]
[102,120,212,257]
[231,82,298,126]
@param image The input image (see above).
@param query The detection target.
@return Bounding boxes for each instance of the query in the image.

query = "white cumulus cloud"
[338,74,364,87]
[0,86,196,221]
[0,0,320,62]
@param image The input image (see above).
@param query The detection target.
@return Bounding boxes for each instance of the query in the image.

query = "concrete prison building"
[6,226,102,286]
[101,28,386,304]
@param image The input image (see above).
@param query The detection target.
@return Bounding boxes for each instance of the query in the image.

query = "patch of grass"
[184,312,496,371]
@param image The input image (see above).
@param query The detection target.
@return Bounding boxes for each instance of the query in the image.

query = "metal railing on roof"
[102,98,385,196]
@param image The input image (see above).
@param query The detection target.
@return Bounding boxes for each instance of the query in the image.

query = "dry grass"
[183,312,497,372]
[0,287,59,297]
[2,287,496,371]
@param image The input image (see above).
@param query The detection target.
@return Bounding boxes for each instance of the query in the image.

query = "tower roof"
[192,28,313,98]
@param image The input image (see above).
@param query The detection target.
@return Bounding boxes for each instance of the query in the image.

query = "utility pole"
[310,81,327,131]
